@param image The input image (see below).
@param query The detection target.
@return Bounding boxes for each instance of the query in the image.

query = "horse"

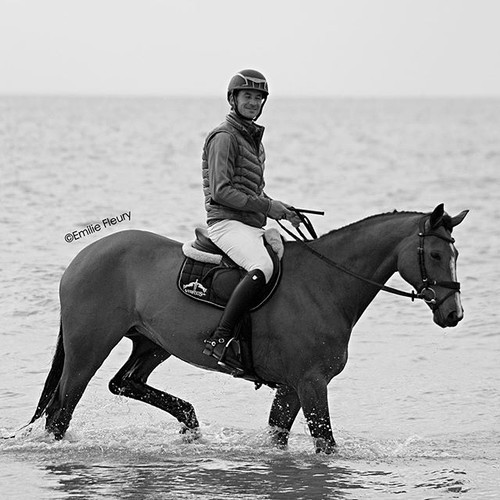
[28,203,467,453]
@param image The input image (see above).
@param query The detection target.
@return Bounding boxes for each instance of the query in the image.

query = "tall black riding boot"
[203,269,266,371]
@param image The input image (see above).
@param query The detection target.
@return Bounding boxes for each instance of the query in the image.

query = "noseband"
[279,212,461,311]
[416,218,461,311]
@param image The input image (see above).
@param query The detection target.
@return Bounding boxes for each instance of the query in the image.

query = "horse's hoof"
[47,429,65,441]
[314,438,336,454]
[179,426,201,443]
[46,423,65,441]
[268,426,289,449]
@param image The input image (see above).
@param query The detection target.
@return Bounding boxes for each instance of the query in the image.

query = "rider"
[202,69,301,373]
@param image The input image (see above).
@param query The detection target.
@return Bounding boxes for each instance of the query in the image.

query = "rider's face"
[234,90,264,120]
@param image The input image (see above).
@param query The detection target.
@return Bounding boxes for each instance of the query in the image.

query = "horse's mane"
[317,209,453,239]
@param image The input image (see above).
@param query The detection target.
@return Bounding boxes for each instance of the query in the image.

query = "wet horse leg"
[109,336,200,434]
[45,325,124,439]
[46,364,100,440]
[268,385,301,448]
[297,377,336,454]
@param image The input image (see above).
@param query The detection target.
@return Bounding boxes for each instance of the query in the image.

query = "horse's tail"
[29,320,65,424]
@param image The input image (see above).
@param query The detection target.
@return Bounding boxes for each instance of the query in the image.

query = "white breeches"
[207,220,274,283]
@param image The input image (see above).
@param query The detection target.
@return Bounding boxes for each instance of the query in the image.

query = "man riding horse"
[201,69,301,373]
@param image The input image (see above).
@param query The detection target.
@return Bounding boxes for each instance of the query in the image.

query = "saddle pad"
[177,253,281,311]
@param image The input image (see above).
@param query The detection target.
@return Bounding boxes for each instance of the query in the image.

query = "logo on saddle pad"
[182,279,208,298]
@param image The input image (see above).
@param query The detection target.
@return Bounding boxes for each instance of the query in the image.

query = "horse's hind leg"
[109,335,200,434]
[45,325,124,439]
[268,384,301,448]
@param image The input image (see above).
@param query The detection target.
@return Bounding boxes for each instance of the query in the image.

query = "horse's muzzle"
[434,307,463,328]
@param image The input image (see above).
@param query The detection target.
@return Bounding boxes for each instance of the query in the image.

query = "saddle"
[177,227,282,387]
[178,227,282,310]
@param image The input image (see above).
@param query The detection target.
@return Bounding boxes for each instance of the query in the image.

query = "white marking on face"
[449,242,463,317]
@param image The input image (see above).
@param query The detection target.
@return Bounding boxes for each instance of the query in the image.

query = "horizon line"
[1,92,499,100]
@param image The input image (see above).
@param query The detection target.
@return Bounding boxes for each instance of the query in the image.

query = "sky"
[0,0,499,97]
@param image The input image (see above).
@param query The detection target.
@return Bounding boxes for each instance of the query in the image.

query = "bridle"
[416,217,460,311]
[278,209,461,310]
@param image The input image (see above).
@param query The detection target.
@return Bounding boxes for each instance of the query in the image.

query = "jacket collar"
[227,111,265,144]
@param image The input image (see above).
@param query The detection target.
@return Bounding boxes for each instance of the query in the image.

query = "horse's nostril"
[447,311,461,326]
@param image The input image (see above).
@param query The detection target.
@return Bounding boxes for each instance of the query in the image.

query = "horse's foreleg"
[109,336,200,434]
[268,384,301,449]
[297,377,336,454]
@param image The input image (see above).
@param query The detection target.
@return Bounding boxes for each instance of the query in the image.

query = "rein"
[280,207,324,241]
[279,210,460,306]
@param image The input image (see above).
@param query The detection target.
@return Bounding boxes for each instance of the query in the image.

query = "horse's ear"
[429,203,445,229]
[451,209,469,228]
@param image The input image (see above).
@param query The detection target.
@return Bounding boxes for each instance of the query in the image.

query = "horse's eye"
[430,251,441,261]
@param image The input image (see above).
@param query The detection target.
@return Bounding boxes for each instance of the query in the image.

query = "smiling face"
[233,89,265,120]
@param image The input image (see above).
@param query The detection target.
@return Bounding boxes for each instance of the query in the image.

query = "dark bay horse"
[29,204,467,453]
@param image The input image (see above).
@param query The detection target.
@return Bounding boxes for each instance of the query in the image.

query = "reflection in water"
[40,456,471,499]
[43,458,379,500]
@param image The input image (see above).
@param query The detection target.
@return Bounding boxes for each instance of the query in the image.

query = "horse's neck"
[310,213,420,321]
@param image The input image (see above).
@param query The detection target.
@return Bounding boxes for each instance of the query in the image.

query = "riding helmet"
[227,69,269,102]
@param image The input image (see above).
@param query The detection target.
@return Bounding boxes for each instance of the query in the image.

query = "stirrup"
[202,337,228,359]
[217,338,244,375]
[203,337,245,376]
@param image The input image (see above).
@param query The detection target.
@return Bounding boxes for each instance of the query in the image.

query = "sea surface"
[0,96,499,499]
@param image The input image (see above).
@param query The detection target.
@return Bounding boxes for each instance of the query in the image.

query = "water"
[1,96,499,499]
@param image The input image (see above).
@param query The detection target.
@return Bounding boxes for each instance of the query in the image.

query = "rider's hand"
[268,201,301,228]
[268,200,288,220]
[286,210,302,228]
